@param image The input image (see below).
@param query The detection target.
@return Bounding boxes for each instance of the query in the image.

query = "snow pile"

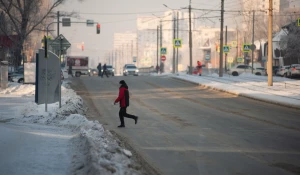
[167,73,300,108]
[3,82,142,175]
[0,82,35,96]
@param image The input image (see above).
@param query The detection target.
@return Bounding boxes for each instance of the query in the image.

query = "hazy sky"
[57,0,237,64]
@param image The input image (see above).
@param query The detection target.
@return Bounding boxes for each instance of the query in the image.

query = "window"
[237,65,246,69]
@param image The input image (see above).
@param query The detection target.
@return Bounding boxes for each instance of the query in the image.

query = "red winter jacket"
[114,85,129,107]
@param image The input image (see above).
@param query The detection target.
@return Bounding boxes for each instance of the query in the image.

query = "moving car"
[123,64,138,76]
[88,69,98,76]
[227,64,265,76]
[276,66,290,77]
[105,65,115,76]
[287,64,300,78]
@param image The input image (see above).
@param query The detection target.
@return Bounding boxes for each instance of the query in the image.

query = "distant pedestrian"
[114,80,138,128]
[101,63,109,78]
[68,60,73,77]
[97,63,102,77]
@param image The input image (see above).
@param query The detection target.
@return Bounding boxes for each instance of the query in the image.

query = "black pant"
[119,107,136,125]
[101,70,109,77]
[98,70,101,76]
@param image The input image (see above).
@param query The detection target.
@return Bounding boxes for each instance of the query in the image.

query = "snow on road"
[151,72,300,108]
[0,82,142,175]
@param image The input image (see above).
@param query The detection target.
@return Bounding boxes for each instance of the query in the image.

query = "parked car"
[276,66,290,77]
[287,64,300,78]
[123,64,139,76]
[227,64,265,76]
[255,67,267,76]
[9,66,24,83]
[88,69,98,76]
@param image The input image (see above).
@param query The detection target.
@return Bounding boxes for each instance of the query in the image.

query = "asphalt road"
[71,75,300,175]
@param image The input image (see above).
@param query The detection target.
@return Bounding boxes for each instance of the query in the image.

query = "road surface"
[71,75,300,175]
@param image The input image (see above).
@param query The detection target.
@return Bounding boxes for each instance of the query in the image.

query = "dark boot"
[135,116,138,124]
[118,125,125,128]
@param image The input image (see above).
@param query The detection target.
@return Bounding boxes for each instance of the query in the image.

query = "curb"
[173,76,300,110]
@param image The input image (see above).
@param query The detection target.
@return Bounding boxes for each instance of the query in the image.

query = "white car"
[227,64,265,76]
[287,64,300,78]
[123,64,139,76]
[276,66,290,77]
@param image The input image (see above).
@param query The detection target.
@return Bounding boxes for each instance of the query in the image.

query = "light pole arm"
[46,22,58,36]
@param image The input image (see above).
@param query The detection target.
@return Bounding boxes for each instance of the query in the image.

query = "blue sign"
[205,54,210,60]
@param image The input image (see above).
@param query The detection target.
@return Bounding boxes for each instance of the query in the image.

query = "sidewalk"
[0,82,143,175]
[151,72,300,109]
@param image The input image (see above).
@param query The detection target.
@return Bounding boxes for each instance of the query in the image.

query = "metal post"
[44,36,48,112]
[252,10,255,74]
[57,11,60,37]
[173,14,176,74]
[219,0,224,77]
[59,37,62,108]
[176,11,179,74]
[160,20,163,73]
[131,40,133,63]
[225,25,227,71]
[236,27,238,62]
[157,25,159,74]
[268,0,273,86]
[189,1,193,74]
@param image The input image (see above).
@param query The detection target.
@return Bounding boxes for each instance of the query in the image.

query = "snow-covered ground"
[150,72,300,109]
[0,82,142,175]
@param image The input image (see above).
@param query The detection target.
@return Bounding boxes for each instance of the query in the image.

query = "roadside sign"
[50,34,71,51]
[242,44,251,52]
[161,55,166,61]
[173,39,182,48]
[62,18,71,27]
[133,56,136,62]
[298,18,300,26]
[227,57,233,63]
[205,54,210,61]
[86,20,94,27]
[237,57,244,63]
[160,47,167,55]
[251,44,256,51]
[223,45,230,53]
[231,41,237,47]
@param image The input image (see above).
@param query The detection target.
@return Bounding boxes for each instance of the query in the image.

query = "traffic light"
[96,23,100,34]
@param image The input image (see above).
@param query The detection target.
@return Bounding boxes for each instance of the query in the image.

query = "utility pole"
[176,11,179,73]
[268,0,273,86]
[225,25,227,71]
[173,13,176,74]
[219,0,224,77]
[157,25,159,74]
[252,10,255,74]
[189,0,193,74]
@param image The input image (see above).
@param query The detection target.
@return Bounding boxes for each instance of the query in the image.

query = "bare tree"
[0,0,65,66]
